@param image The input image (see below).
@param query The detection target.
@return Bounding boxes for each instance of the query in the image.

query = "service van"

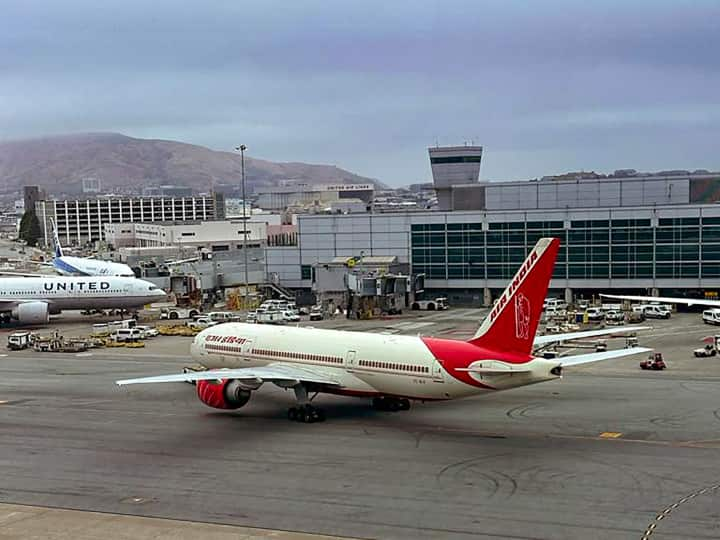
[543,298,567,311]
[641,304,671,319]
[703,309,720,325]
[206,312,235,323]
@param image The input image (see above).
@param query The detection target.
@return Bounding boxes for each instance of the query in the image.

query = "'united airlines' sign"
[43,281,111,291]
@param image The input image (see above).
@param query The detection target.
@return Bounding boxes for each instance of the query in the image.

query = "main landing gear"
[288,384,325,423]
[372,397,411,412]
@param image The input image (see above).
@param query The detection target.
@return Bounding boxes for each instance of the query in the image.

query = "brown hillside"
[0,132,382,195]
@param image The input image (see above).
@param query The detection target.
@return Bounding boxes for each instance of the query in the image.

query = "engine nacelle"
[11,302,50,324]
[197,379,252,410]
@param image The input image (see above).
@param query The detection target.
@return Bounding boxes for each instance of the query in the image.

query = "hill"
[0,133,382,196]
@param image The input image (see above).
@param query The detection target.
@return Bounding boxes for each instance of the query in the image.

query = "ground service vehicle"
[7,331,32,350]
[694,344,717,357]
[118,238,651,424]
[640,352,667,370]
[246,311,258,323]
[282,310,301,322]
[309,306,324,321]
[543,298,567,311]
[187,317,217,330]
[642,305,671,319]
[256,310,286,324]
[411,297,448,311]
[207,312,235,323]
[135,325,159,338]
[604,310,625,324]
[585,308,605,322]
[111,328,144,342]
[160,307,201,320]
[703,309,720,325]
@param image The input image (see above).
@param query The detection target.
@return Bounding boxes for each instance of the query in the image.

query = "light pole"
[235,144,249,307]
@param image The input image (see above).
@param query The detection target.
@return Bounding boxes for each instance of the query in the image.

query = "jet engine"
[197,379,252,410]
[11,302,50,324]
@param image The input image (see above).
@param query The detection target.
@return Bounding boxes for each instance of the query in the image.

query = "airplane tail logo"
[468,238,560,356]
[515,293,531,340]
[50,218,63,258]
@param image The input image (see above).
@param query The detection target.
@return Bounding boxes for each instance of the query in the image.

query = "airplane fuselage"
[0,276,166,312]
[191,323,560,401]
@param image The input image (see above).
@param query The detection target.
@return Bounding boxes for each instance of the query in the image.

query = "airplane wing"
[0,270,56,277]
[116,363,341,387]
[601,294,720,308]
[559,347,652,367]
[534,326,650,346]
[164,257,200,266]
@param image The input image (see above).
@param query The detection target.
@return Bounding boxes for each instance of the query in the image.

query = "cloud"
[1,0,719,184]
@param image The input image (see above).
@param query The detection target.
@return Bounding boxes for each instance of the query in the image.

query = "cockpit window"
[149,285,159,290]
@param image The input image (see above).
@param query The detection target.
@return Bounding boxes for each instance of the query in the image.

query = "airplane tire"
[399,399,411,411]
[288,407,298,421]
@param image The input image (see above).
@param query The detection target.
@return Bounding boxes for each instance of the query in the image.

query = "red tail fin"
[468,238,560,355]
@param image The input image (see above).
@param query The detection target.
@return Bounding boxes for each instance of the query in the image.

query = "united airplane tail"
[50,218,63,258]
[468,237,560,356]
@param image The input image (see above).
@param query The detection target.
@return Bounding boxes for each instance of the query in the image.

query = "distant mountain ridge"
[0,132,382,196]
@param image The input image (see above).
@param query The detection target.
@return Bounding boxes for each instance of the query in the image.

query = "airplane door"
[345,350,357,370]
[241,340,254,362]
[432,360,444,382]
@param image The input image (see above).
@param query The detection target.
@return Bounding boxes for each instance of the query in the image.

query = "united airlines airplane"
[49,219,135,277]
[0,276,166,325]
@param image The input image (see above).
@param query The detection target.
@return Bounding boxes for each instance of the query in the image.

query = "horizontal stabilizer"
[455,366,532,374]
[534,326,650,346]
[560,347,652,367]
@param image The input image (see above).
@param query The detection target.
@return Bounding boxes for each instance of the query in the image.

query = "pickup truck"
[186,317,218,330]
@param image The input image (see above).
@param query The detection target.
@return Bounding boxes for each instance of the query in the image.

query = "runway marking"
[641,482,720,539]
[599,432,623,439]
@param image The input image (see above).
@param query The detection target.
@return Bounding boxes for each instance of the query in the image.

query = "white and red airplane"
[117,238,650,423]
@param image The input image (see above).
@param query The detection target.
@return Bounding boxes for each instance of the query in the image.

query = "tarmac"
[2,309,720,539]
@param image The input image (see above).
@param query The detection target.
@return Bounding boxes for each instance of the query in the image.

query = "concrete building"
[142,185,194,197]
[256,183,374,211]
[429,146,483,211]
[35,193,225,247]
[104,220,266,251]
[266,172,720,305]
[23,186,45,216]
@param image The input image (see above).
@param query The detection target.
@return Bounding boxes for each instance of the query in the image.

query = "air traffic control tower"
[429,145,483,211]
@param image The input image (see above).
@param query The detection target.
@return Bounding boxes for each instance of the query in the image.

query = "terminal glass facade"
[411,216,717,281]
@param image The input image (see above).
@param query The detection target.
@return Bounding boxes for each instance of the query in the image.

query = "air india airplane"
[118,238,650,423]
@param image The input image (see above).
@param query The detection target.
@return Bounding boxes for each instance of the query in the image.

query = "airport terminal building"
[268,168,720,304]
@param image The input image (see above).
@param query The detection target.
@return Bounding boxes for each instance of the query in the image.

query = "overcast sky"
[1,0,718,185]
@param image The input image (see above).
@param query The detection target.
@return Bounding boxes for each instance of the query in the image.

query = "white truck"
[160,307,201,320]
[411,297,448,311]
[641,304,671,319]
[257,310,287,325]
[186,317,218,330]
